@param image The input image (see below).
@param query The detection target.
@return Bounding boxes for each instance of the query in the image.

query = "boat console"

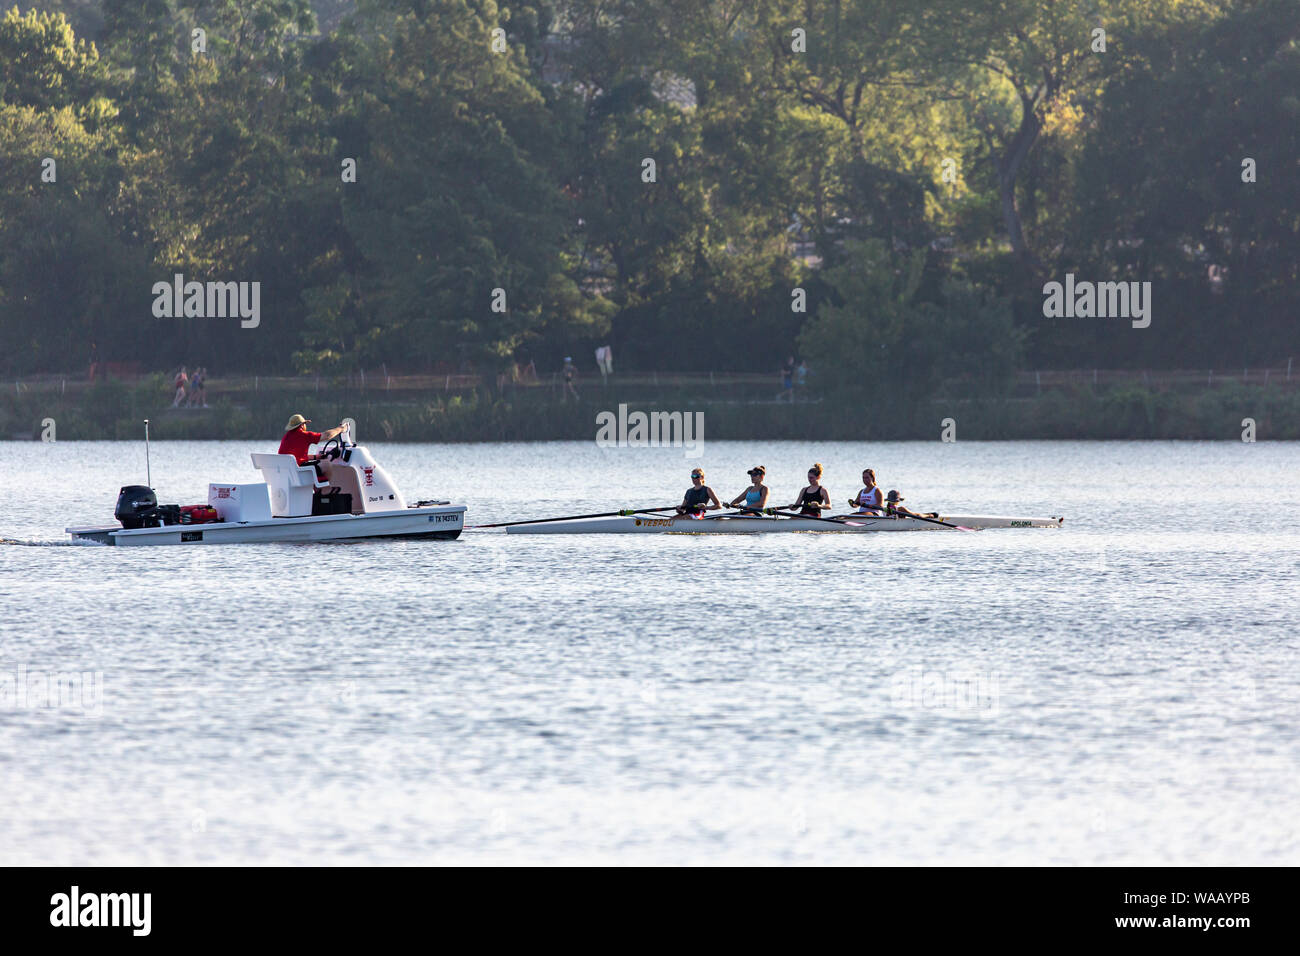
[250,440,408,518]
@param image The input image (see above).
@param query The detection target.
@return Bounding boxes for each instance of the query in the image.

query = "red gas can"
[180,505,220,525]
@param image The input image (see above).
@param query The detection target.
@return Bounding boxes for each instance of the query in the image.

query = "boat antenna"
[143,418,152,488]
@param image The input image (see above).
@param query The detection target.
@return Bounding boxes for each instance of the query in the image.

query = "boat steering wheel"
[320,436,344,460]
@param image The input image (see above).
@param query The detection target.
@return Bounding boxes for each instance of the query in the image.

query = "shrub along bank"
[2,378,1293,442]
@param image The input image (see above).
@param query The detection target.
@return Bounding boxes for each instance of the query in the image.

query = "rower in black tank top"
[677,469,720,516]
[798,487,824,516]
[784,464,829,517]
[684,485,712,513]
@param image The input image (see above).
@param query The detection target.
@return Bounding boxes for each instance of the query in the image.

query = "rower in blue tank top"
[727,465,769,514]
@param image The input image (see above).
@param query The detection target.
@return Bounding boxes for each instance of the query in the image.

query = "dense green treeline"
[1,0,1296,407]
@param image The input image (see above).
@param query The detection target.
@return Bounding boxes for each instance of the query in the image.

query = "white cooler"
[207,483,273,522]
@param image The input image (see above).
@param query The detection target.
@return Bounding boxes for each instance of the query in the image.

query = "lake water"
[1,439,1296,864]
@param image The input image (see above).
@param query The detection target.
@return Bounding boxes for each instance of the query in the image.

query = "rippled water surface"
[1,439,1297,864]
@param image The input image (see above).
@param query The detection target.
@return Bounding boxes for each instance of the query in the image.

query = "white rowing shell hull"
[505,514,1064,534]
[67,505,466,546]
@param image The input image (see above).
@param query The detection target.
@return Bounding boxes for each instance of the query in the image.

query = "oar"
[698,506,768,521]
[764,508,867,528]
[844,503,974,532]
[466,505,678,530]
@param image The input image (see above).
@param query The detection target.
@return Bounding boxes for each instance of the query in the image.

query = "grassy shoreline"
[3,378,1294,442]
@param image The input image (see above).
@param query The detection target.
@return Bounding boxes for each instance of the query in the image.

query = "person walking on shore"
[778,356,795,402]
[172,367,189,407]
[562,357,579,402]
[187,367,208,408]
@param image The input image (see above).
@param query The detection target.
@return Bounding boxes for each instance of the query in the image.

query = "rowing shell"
[504,513,1064,534]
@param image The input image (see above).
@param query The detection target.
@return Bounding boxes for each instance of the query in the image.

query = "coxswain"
[883,490,937,519]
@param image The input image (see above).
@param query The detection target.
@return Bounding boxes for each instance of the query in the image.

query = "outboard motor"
[115,485,158,529]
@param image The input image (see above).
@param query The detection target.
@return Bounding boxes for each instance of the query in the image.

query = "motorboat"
[67,436,464,546]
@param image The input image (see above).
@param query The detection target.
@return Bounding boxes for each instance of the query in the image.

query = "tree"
[949,0,1217,274]
[746,0,973,260]
[0,102,151,372]
[799,239,1020,410]
[0,7,107,116]
[1068,0,1300,366]
[323,0,609,370]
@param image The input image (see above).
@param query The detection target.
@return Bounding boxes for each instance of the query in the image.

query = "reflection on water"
[0,440,1297,863]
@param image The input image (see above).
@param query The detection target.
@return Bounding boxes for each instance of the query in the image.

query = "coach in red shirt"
[278,413,348,465]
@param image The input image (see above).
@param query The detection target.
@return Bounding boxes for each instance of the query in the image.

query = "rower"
[848,469,883,516]
[784,463,830,516]
[676,468,722,517]
[728,466,769,514]
[884,490,937,519]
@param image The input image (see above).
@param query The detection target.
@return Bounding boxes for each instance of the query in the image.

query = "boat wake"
[0,537,105,547]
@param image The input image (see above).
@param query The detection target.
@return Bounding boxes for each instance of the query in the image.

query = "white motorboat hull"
[505,513,1064,534]
[68,505,465,546]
